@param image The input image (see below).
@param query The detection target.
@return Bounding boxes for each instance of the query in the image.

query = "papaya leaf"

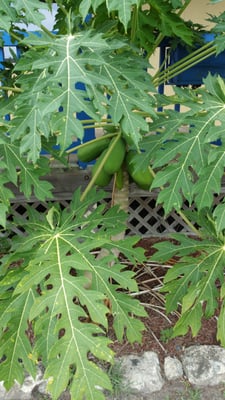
[172,303,203,337]
[170,0,183,7]
[8,99,49,163]
[1,142,53,201]
[0,204,8,228]
[150,74,225,214]
[0,290,36,390]
[79,0,139,30]
[107,0,139,31]
[213,202,225,232]
[193,161,224,210]
[0,175,15,228]
[209,11,225,53]
[0,189,146,400]
[11,32,110,155]
[0,1,17,31]
[151,234,214,263]
[146,0,196,46]
[5,30,155,159]
[100,53,156,147]
[152,233,225,338]
[13,0,49,26]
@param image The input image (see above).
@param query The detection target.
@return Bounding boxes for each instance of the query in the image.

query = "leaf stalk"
[80,132,121,201]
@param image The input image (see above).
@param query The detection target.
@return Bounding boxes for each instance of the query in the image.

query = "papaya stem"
[66,132,118,154]
[0,85,23,93]
[177,210,201,237]
[79,118,113,124]
[40,24,57,39]
[80,132,122,201]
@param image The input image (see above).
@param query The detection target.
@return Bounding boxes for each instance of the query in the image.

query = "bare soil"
[110,237,219,361]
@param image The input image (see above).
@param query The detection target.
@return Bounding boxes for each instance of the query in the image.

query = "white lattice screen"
[2,164,225,240]
[3,192,222,240]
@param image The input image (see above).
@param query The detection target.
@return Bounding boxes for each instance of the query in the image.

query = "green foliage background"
[1,0,225,399]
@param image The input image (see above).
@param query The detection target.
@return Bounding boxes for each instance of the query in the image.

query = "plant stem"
[178,210,201,237]
[150,33,165,56]
[153,42,216,86]
[66,132,117,154]
[40,24,57,38]
[8,31,33,50]
[75,123,112,130]
[130,5,138,43]
[0,86,22,93]
[80,133,121,201]
[80,118,113,125]
[57,3,67,17]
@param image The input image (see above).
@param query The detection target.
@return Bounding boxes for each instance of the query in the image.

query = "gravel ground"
[106,380,225,400]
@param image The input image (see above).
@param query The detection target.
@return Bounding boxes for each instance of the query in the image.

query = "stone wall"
[1,345,225,399]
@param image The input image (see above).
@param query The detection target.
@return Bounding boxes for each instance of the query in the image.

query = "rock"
[4,381,32,400]
[33,380,48,395]
[31,381,51,400]
[182,345,225,386]
[164,356,183,380]
[0,366,46,400]
[0,381,6,398]
[2,345,225,399]
[119,351,164,394]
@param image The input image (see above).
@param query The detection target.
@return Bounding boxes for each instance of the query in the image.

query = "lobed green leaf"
[0,290,36,389]
[153,234,225,338]
[0,189,146,399]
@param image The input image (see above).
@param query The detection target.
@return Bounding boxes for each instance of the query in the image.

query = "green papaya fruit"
[103,137,126,175]
[91,152,112,187]
[126,150,153,190]
[77,136,111,162]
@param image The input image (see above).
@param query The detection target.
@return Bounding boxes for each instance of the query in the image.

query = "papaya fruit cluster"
[77,136,126,187]
[77,136,153,190]
[125,150,153,190]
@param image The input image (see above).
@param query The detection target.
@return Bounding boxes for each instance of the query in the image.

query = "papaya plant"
[1,0,225,399]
